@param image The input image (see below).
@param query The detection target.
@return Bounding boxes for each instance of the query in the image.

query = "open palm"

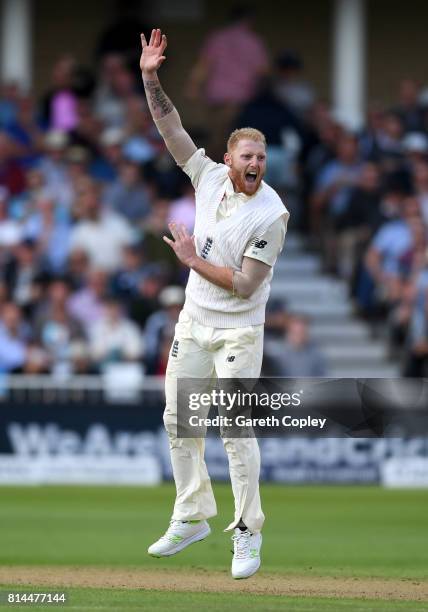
[140,29,167,74]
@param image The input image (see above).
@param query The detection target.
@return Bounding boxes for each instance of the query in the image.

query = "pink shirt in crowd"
[201,24,268,105]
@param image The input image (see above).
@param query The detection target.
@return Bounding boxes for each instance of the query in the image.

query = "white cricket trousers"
[164,310,265,534]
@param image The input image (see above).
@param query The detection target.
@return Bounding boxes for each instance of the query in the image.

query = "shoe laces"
[232,530,252,559]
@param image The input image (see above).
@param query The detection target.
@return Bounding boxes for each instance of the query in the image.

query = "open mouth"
[245,171,257,183]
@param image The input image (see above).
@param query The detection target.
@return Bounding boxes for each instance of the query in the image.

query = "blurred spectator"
[23,193,71,273]
[103,157,152,223]
[91,126,124,182]
[111,243,148,304]
[0,187,23,251]
[264,298,290,340]
[265,315,328,377]
[93,54,138,127]
[67,248,90,290]
[128,264,167,329]
[363,196,421,308]
[143,285,184,374]
[335,161,383,280]
[394,79,425,133]
[33,277,88,375]
[0,302,29,372]
[122,95,156,163]
[37,130,73,210]
[68,268,108,332]
[4,238,44,318]
[274,50,316,119]
[89,297,143,368]
[95,4,147,67]
[187,5,268,157]
[69,177,135,271]
[0,131,25,195]
[40,55,79,131]
[311,133,363,269]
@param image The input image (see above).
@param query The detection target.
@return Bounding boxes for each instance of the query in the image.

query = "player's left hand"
[163,222,198,268]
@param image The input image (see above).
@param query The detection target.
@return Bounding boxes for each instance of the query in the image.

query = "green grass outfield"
[0,484,427,610]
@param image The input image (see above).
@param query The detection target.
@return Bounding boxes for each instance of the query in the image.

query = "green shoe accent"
[169,535,184,543]
[249,549,259,558]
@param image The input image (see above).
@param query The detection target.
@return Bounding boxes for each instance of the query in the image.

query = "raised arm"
[140,29,197,167]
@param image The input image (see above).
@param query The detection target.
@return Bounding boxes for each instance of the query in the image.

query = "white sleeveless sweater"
[184,164,287,328]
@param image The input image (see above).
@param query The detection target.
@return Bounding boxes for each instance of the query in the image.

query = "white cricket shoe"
[148,519,211,557]
[231,528,262,579]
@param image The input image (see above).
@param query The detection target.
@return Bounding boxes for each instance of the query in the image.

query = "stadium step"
[270,232,400,377]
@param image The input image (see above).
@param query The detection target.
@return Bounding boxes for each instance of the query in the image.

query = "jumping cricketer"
[140,28,289,579]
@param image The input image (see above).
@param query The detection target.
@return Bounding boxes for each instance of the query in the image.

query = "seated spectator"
[264,315,328,377]
[363,196,421,306]
[23,193,71,273]
[394,78,425,133]
[93,54,138,128]
[4,238,45,318]
[143,285,185,374]
[39,54,79,131]
[335,162,383,280]
[69,176,135,271]
[273,50,316,119]
[121,95,156,164]
[0,187,23,252]
[110,243,148,304]
[128,264,167,329]
[0,302,29,372]
[311,132,363,269]
[37,130,73,210]
[0,131,25,195]
[33,277,88,375]
[264,298,289,340]
[375,111,404,161]
[68,267,108,332]
[67,248,90,290]
[89,297,143,369]
[103,157,152,223]
[91,126,124,182]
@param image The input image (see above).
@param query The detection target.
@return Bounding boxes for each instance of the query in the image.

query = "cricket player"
[141,29,289,579]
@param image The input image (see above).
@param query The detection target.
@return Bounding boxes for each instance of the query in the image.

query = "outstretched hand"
[140,29,167,75]
[163,222,198,268]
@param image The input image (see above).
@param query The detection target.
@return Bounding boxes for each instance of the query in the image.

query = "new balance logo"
[227,355,235,362]
[171,340,179,357]
[254,239,267,249]
[201,237,213,259]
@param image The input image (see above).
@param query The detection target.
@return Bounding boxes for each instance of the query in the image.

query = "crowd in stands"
[1,7,428,377]
[303,81,428,376]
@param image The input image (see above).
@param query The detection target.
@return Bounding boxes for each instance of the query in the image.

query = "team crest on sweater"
[201,237,213,259]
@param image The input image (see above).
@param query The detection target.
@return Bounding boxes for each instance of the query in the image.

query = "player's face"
[224,139,266,196]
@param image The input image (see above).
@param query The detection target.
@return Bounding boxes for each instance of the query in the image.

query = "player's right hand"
[140,29,167,75]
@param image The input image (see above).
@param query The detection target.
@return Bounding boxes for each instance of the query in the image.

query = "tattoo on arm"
[144,79,174,119]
